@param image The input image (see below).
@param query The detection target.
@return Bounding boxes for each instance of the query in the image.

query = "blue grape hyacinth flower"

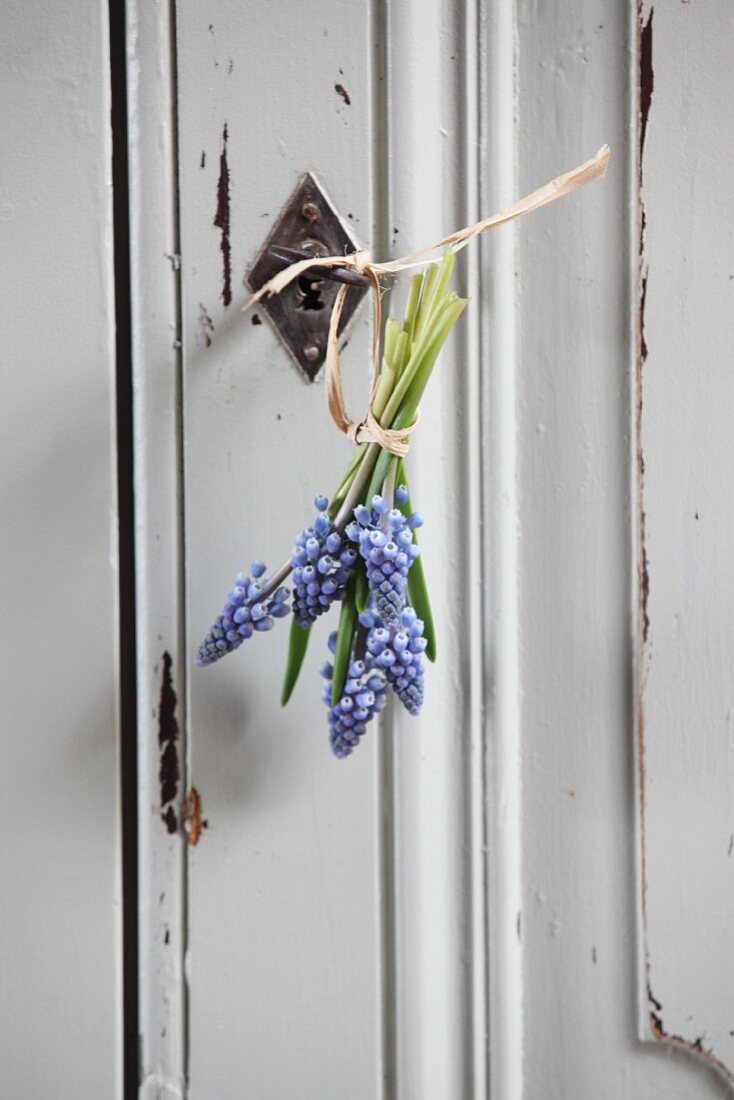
[196,560,290,667]
[321,632,388,759]
[361,605,426,716]
[347,490,423,627]
[291,495,358,629]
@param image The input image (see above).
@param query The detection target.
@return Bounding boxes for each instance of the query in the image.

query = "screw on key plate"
[247,173,369,382]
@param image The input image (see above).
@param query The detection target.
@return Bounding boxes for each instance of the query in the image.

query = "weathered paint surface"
[133,2,734,1097]
[0,0,121,1094]
[127,0,188,1094]
[176,4,385,1096]
[1,0,727,1095]
[515,0,732,1097]
[636,0,734,1083]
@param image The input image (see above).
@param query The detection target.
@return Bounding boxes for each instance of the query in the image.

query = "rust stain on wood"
[158,651,180,834]
[214,123,232,306]
[185,786,206,847]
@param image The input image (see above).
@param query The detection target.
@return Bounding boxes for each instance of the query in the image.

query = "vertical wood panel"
[515,0,729,1096]
[177,4,382,1096]
[636,0,734,1084]
[0,2,121,1094]
[386,2,489,1097]
[127,1,187,1095]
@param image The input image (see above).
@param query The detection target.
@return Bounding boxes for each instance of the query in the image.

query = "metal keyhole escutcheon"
[247,173,368,381]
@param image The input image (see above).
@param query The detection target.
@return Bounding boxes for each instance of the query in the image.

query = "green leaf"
[281,618,312,706]
[407,554,436,663]
[355,558,370,613]
[331,574,358,705]
[396,459,436,662]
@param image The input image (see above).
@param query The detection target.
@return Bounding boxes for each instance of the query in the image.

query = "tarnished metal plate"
[247,172,368,381]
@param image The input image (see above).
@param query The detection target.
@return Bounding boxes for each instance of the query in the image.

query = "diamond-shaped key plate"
[247,173,368,382]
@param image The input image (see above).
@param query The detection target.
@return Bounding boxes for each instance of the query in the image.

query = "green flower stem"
[384,455,398,508]
[281,252,465,703]
[333,442,381,529]
[355,557,370,613]
[331,572,358,704]
[402,273,423,343]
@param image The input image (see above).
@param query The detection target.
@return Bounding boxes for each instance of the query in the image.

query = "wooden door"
[3,2,733,1097]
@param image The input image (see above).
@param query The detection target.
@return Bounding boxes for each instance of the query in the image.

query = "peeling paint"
[639,9,654,171]
[637,5,654,649]
[158,652,180,834]
[648,984,734,1082]
[213,123,232,307]
[637,5,654,1049]
[199,303,214,347]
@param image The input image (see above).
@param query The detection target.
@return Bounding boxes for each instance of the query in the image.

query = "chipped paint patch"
[648,984,734,1082]
[199,303,215,347]
[158,652,180,834]
[213,123,232,306]
[639,8,654,170]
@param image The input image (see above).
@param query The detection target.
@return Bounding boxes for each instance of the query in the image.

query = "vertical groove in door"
[479,0,524,1094]
[457,2,491,1094]
[371,2,397,1096]
[167,0,190,1089]
[108,0,139,1093]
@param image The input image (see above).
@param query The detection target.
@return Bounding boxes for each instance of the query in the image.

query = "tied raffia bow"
[244,145,610,457]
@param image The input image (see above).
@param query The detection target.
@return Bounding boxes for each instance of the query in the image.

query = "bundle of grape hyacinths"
[197,250,467,757]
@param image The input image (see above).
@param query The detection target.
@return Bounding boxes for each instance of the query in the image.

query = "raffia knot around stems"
[243,146,610,459]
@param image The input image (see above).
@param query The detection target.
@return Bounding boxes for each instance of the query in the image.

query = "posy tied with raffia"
[197,146,610,758]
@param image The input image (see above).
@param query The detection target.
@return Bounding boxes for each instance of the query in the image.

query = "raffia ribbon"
[244,145,610,457]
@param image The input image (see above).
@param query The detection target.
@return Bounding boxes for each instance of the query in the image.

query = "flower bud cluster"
[321,632,388,759]
[291,495,358,628]
[361,605,426,716]
[346,489,423,626]
[196,560,289,667]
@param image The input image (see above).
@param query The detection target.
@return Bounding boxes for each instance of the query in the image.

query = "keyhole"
[296,274,325,311]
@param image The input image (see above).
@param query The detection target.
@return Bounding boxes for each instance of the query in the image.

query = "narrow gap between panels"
[108,0,139,1094]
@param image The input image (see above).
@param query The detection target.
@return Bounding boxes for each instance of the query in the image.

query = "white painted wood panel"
[636,0,734,1084]
[0,2,121,1095]
[127,1,187,1096]
[122,2,734,1096]
[176,4,383,1096]
[385,2,489,1097]
[514,0,730,1096]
